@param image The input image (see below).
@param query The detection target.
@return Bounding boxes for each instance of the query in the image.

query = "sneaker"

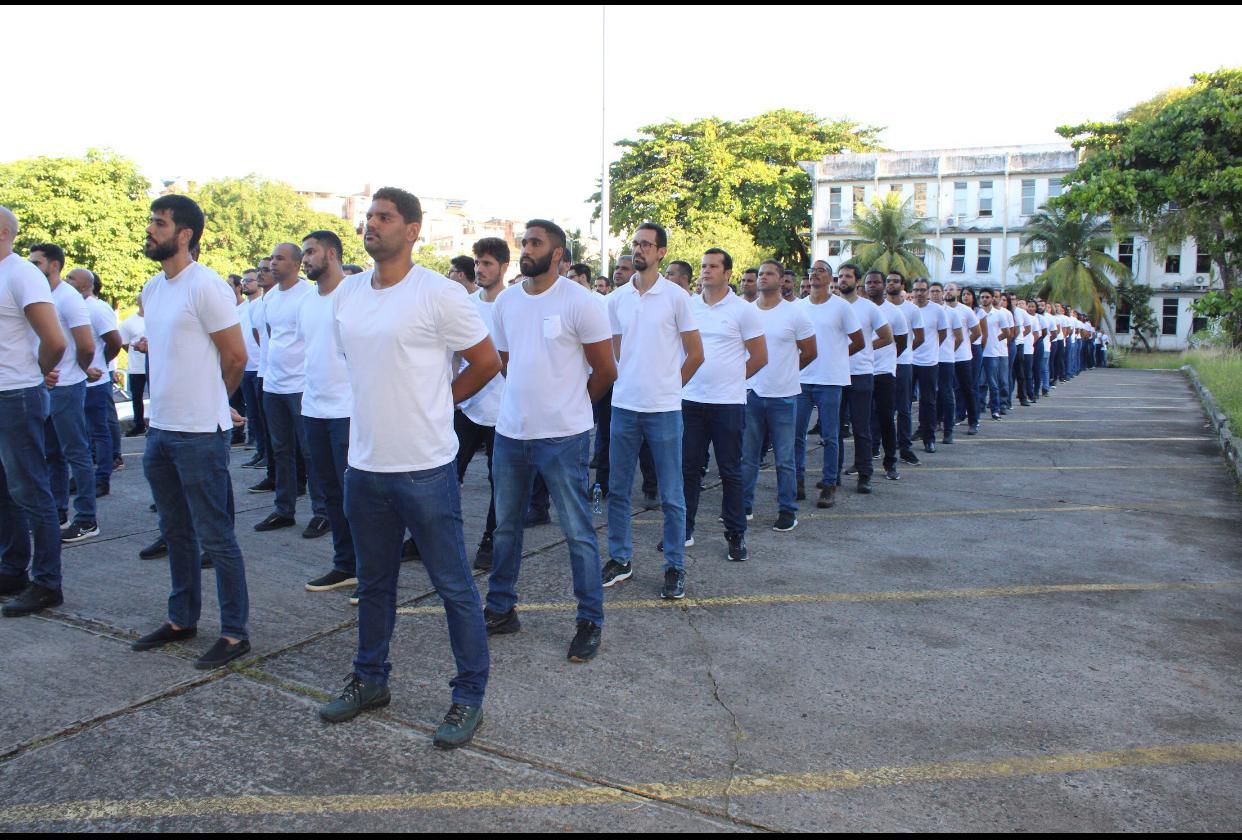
[149,503,157,512]
[434,703,483,750]
[95,481,110,498]
[660,569,686,600]
[967,425,979,436]
[885,467,900,481]
[817,486,837,509]
[245,456,269,470]
[254,512,296,532]
[992,412,1002,420]
[601,559,632,588]
[844,466,858,476]
[301,516,331,539]
[193,637,251,670]
[132,623,197,651]
[305,570,358,592]
[484,607,521,636]
[523,509,551,528]
[567,619,601,662]
[857,476,873,494]
[924,441,937,453]
[999,407,1009,416]
[247,478,276,493]
[474,535,493,571]
[1,584,63,617]
[319,673,391,724]
[796,479,805,501]
[401,538,421,563]
[773,511,798,532]
[139,537,168,560]
[58,510,68,528]
[656,535,694,552]
[61,521,100,544]
[942,433,955,445]
[745,510,754,521]
[0,573,29,596]
[726,533,748,562]
[900,451,921,466]
[113,456,125,470]
[124,426,146,437]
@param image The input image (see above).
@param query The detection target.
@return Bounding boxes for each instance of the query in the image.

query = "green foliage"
[1116,280,1159,351]
[594,110,882,273]
[665,214,771,278]
[0,149,152,306]
[1115,349,1242,432]
[1194,289,1242,345]
[846,193,938,279]
[414,245,452,276]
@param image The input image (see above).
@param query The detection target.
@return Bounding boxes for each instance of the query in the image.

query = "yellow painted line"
[947,437,1213,443]
[981,418,1206,424]
[787,465,1200,474]
[633,503,1187,526]
[397,581,1241,617]
[1050,396,1190,400]
[3,741,1241,823]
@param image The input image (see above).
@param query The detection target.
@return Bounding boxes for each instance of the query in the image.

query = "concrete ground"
[1,367,1240,831]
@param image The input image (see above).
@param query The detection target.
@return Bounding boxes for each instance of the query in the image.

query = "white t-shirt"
[261,280,313,395]
[1050,313,1064,342]
[608,276,698,413]
[876,300,908,376]
[949,304,978,362]
[238,300,260,372]
[251,297,270,377]
[982,308,1009,358]
[141,262,238,433]
[0,254,54,391]
[52,281,91,388]
[748,299,815,398]
[847,296,889,377]
[492,277,611,440]
[297,286,352,420]
[334,265,488,473]
[1014,307,1034,352]
[119,312,146,374]
[897,300,922,366]
[798,295,862,386]
[913,302,948,367]
[938,303,961,364]
[683,290,764,405]
[459,289,505,428]
[84,297,118,388]
[971,308,985,347]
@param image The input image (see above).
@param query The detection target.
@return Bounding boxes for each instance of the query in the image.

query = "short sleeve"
[674,290,698,334]
[887,306,908,336]
[196,275,242,335]
[12,264,53,310]
[490,295,510,353]
[435,282,489,353]
[64,292,91,330]
[607,293,623,337]
[839,301,862,336]
[89,300,117,336]
[907,306,923,331]
[794,307,815,341]
[573,287,612,345]
[737,301,764,342]
[871,305,889,332]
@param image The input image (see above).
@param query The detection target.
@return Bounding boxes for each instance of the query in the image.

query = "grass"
[1117,349,1242,432]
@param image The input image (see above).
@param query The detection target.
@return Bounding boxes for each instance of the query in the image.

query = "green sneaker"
[319,674,390,724]
[433,703,483,749]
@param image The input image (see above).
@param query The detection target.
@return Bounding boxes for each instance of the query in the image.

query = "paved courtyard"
[2,367,1240,831]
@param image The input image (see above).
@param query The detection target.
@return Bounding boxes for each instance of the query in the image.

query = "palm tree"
[1009,206,1131,325]
[847,193,941,278]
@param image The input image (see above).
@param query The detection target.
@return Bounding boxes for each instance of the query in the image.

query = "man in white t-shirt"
[65,268,121,497]
[321,187,498,750]
[978,289,1012,420]
[130,195,251,670]
[865,270,907,478]
[119,293,148,436]
[886,272,925,465]
[743,260,816,531]
[236,269,264,462]
[838,265,893,492]
[603,223,703,601]
[944,282,981,434]
[911,279,949,452]
[485,220,616,662]
[1011,299,1036,407]
[927,283,962,444]
[681,248,766,557]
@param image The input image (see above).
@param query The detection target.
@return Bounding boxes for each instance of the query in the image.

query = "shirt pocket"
[542,316,563,341]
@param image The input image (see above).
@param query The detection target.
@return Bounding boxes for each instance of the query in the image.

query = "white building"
[801,144,1224,350]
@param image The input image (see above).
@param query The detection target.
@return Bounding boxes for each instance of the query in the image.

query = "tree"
[664,214,771,278]
[846,193,939,278]
[593,110,882,273]
[1008,206,1130,325]
[0,150,151,306]
[414,245,451,276]
[1057,67,1242,344]
[1116,280,1159,352]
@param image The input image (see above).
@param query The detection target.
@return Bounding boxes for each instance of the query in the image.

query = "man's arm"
[979,318,989,349]
[71,325,94,374]
[894,332,908,357]
[452,337,502,405]
[101,329,123,364]
[679,330,705,386]
[910,326,925,351]
[952,325,963,351]
[873,323,894,351]
[796,335,818,369]
[969,323,982,343]
[208,324,248,396]
[743,335,768,379]
[937,327,948,345]
[25,302,66,378]
[583,339,618,404]
[847,329,865,356]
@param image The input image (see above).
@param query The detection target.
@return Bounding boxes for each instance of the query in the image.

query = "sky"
[4,5,1239,238]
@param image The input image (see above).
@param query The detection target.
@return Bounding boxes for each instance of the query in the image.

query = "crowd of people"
[0,190,1110,750]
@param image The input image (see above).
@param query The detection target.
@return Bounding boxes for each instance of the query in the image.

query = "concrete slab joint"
[1182,365,1242,484]
[685,607,744,821]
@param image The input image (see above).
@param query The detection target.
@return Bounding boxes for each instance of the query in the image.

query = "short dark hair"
[668,260,693,279]
[150,194,205,250]
[761,259,784,274]
[372,187,422,224]
[30,243,65,270]
[636,222,667,249]
[228,273,243,287]
[978,286,995,296]
[885,270,906,283]
[864,270,885,282]
[342,264,363,274]
[303,230,344,261]
[743,267,759,276]
[243,268,258,276]
[703,248,733,271]
[783,269,796,277]
[930,281,944,290]
[525,219,567,259]
[570,262,592,279]
[913,278,930,289]
[838,262,863,281]
[473,237,510,264]
[450,255,476,282]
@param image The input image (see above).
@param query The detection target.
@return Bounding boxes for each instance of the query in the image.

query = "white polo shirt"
[877,300,908,376]
[261,279,313,395]
[0,254,53,391]
[297,285,352,420]
[913,301,948,367]
[897,300,922,366]
[683,290,764,405]
[608,275,698,414]
[459,288,505,428]
[51,281,91,388]
[847,296,889,377]
[949,304,978,363]
[84,296,118,388]
[747,299,814,398]
[798,294,862,387]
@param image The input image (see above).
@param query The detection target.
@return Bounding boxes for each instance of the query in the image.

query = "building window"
[954,182,967,219]
[1116,298,1132,333]
[978,181,993,218]
[828,240,842,257]
[914,183,928,217]
[1196,248,1213,274]
[1162,298,1179,335]
[1048,177,1062,198]
[1165,243,1181,274]
[976,238,992,273]
[1021,179,1036,215]
[853,186,866,217]
[1192,316,1209,334]
[829,187,842,223]
[890,183,903,194]
[1118,237,1134,271]
[912,240,927,260]
[951,239,966,273]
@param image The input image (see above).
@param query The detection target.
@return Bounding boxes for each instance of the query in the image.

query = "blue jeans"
[345,463,488,702]
[894,365,914,455]
[682,401,746,537]
[0,386,61,589]
[263,391,326,519]
[744,391,798,514]
[304,416,355,576]
[983,357,1007,415]
[607,408,685,573]
[144,428,249,640]
[1005,342,1018,406]
[969,344,984,420]
[84,384,114,484]
[45,382,96,524]
[1032,343,1046,398]
[489,432,603,625]
[242,371,265,454]
[796,384,843,486]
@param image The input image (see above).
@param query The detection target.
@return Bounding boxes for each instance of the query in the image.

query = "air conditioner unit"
[1193,275,1210,289]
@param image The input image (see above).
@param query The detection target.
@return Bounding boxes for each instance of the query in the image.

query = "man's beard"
[144,237,179,262]
[633,253,650,272]
[305,263,325,282]
[519,252,554,278]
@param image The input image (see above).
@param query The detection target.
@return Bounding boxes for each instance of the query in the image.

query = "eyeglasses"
[258,268,272,273]
[630,240,658,251]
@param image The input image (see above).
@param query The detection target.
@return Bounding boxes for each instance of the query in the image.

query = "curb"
[1182,365,1242,485]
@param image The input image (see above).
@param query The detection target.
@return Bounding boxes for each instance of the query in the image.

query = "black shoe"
[194,637,251,670]
[255,513,296,532]
[942,434,954,445]
[0,573,29,597]
[924,441,937,453]
[523,509,551,528]
[319,673,390,723]
[773,511,798,532]
[113,457,125,470]
[95,481,110,498]
[900,451,921,466]
[149,503,157,512]
[1020,400,1032,407]
[656,535,694,552]
[302,516,330,539]
[992,412,1002,420]
[305,570,357,592]
[248,478,276,493]
[401,538,421,562]
[241,453,264,468]
[132,623,197,651]
[660,568,686,600]
[796,479,805,501]
[124,427,146,437]
[568,619,601,662]
[61,521,100,543]
[484,607,520,636]
[1,584,63,617]
[434,703,483,750]
[201,552,213,569]
[885,467,900,481]
[139,537,168,560]
[726,532,748,562]
[474,535,493,571]
[967,425,978,436]
[642,493,660,511]
[601,559,632,587]
[246,456,269,470]
[817,485,837,509]
[844,466,858,476]
[857,476,873,494]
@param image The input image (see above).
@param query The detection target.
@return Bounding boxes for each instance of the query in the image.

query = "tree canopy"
[847,193,938,279]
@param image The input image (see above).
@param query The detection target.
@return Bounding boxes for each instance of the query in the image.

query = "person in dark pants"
[866,271,908,478]
[119,293,148,436]
[66,268,122,495]
[837,265,892,492]
[910,279,948,452]
[943,284,981,434]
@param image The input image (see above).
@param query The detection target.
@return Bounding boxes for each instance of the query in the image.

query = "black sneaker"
[601,559,632,587]
[254,513,296,532]
[319,673,391,723]
[844,466,858,476]
[885,467,900,481]
[474,535,493,571]
[484,607,520,636]
[305,570,358,592]
[900,451,921,466]
[113,456,125,470]
[857,476,873,494]
[0,573,29,596]
[1,584,63,617]
[924,441,937,453]
[139,537,168,560]
[245,456,269,470]
[132,623,197,651]
[942,433,955,444]
[434,703,483,750]
[193,637,251,670]
[401,538,421,563]
[124,427,146,438]
[992,412,1002,420]
[247,478,276,493]
[967,425,978,436]
[61,521,100,544]
[773,511,798,532]
[568,619,601,662]
[660,568,686,600]
[302,516,330,539]
[726,533,748,562]
[656,535,694,552]
[94,481,110,498]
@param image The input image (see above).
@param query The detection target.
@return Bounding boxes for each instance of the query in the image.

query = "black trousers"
[914,365,939,445]
[128,373,147,431]
[838,373,875,480]
[954,361,979,427]
[870,372,897,469]
[260,378,306,487]
[454,410,496,542]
